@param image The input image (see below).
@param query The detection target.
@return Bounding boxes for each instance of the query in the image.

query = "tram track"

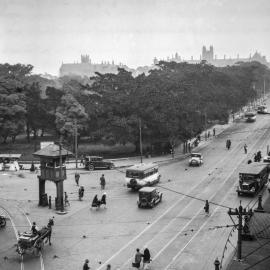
[0,203,45,270]
[158,118,270,270]
[96,115,270,270]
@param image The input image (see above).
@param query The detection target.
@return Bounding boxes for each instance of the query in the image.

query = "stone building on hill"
[160,46,269,67]
[59,54,133,77]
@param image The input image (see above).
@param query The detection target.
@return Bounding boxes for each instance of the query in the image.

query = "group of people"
[91,193,107,209]
[133,248,151,269]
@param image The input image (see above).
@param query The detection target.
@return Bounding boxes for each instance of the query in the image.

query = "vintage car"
[257,105,268,114]
[188,153,203,166]
[263,155,270,163]
[137,187,162,208]
[84,156,114,170]
[0,154,22,171]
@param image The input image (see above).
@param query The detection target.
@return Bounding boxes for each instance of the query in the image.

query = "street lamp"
[139,118,143,163]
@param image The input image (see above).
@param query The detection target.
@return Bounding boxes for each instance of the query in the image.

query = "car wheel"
[108,164,113,170]
[88,165,94,171]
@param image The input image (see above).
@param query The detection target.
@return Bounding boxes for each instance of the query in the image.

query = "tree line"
[0,61,269,153]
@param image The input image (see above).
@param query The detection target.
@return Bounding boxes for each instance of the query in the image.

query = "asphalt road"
[1,105,270,270]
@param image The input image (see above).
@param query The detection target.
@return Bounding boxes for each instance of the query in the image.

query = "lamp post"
[74,119,78,169]
[139,118,143,164]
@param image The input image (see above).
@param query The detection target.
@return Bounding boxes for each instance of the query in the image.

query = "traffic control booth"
[33,144,73,210]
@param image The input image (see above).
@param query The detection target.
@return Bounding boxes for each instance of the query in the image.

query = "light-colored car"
[189,153,203,166]
[263,155,270,163]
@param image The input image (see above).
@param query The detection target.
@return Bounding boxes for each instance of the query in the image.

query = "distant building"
[159,46,270,68]
[59,54,134,77]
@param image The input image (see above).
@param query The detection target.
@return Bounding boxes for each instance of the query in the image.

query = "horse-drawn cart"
[16,219,54,256]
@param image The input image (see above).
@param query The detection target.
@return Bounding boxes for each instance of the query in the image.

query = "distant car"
[84,156,114,170]
[263,155,270,163]
[189,153,203,166]
[137,187,162,208]
[257,105,268,114]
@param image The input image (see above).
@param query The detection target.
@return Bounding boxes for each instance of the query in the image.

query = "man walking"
[204,200,210,216]
[83,259,90,270]
[75,172,80,186]
[213,128,216,137]
[100,174,106,190]
[133,248,143,269]
[244,144,247,154]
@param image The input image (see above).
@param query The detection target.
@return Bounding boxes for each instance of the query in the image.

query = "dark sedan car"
[84,156,114,170]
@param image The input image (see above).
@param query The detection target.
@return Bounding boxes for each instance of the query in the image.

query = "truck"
[237,163,269,196]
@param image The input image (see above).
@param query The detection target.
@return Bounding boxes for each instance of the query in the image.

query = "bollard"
[254,195,264,212]
[48,196,52,209]
[214,258,220,270]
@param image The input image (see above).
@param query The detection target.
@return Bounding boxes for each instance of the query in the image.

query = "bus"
[244,111,256,122]
[237,163,269,196]
[125,163,161,190]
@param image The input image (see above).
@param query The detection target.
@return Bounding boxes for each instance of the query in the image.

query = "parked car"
[84,156,114,170]
[137,187,162,208]
[189,153,203,166]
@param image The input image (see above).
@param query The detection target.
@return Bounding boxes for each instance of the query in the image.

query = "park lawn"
[0,135,136,161]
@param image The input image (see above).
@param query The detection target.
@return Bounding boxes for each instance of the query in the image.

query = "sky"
[0,0,270,75]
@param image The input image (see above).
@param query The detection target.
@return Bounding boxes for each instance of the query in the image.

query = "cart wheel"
[88,165,94,171]
[0,218,6,227]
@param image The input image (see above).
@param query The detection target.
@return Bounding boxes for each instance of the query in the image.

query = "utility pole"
[74,119,78,170]
[59,135,64,212]
[228,204,253,260]
[263,78,265,101]
[139,118,143,164]
[228,204,243,260]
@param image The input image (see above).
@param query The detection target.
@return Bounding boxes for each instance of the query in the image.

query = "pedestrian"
[132,248,143,269]
[204,200,209,216]
[31,222,38,235]
[142,248,151,269]
[106,264,111,270]
[100,174,106,190]
[257,151,262,162]
[205,132,207,141]
[100,192,107,208]
[79,186,84,201]
[83,259,90,270]
[188,142,191,153]
[213,128,216,137]
[208,131,210,138]
[244,144,247,154]
[64,192,70,207]
[75,172,80,186]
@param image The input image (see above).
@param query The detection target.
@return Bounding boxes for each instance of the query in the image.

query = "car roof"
[139,187,157,192]
[127,163,158,172]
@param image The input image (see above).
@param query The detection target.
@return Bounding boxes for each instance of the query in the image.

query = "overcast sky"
[0,0,269,75]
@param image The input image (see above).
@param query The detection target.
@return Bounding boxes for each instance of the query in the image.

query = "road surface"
[1,105,270,270]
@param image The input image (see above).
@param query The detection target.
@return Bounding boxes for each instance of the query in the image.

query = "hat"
[85,259,89,263]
